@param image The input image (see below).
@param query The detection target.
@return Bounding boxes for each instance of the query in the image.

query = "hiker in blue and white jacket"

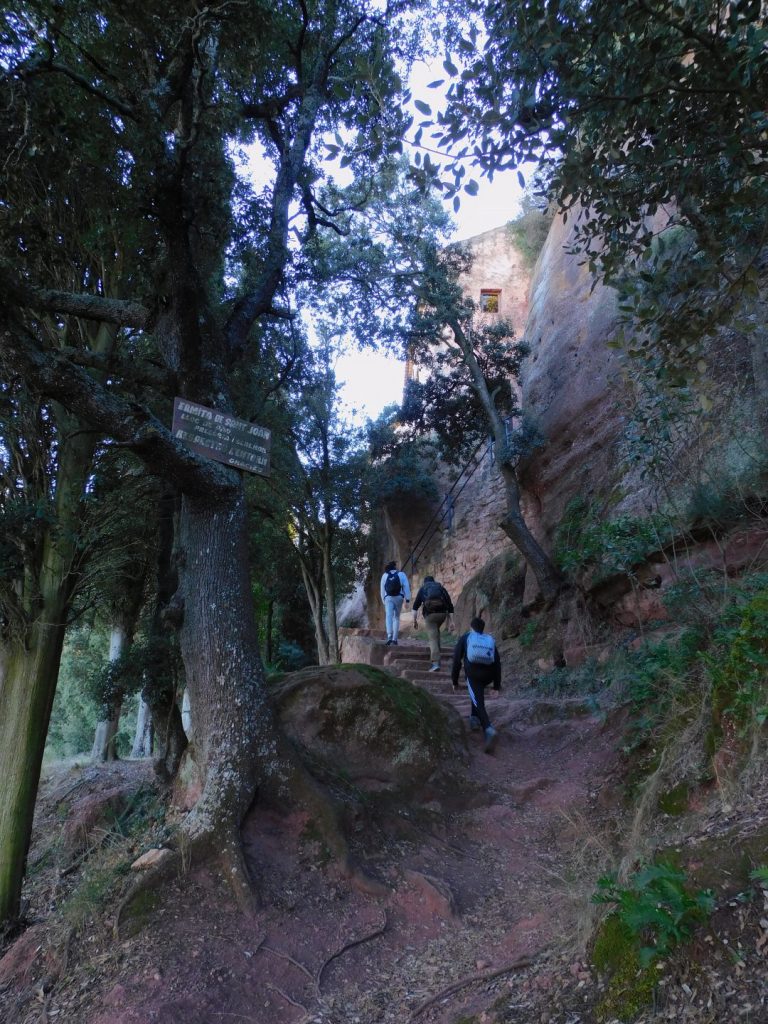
[451,617,502,754]
[380,560,411,645]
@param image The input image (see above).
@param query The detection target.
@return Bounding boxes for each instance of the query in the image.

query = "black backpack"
[384,570,403,597]
[422,579,446,613]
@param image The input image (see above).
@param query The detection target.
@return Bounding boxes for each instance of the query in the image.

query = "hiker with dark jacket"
[451,616,501,753]
[412,575,454,672]
[380,560,411,645]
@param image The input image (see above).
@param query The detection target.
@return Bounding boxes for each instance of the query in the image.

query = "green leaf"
[464,179,479,196]
[414,100,432,115]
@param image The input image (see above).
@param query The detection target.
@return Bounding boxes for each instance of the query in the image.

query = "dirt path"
[2,644,622,1024]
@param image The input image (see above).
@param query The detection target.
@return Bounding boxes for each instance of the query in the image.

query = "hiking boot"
[428,662,440,672]
[469,715,481,731]
[385,638,392,645]
[483,726,498,753]
[392,639,398,645]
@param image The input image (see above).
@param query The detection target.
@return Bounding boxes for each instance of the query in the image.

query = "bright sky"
[335,52,527,423]
[237,50,527,424]
[334,171,525,423]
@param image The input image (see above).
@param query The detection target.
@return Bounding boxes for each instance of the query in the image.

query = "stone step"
[379,652,442,671]
[384,658,436,673]
[383,643,431,655]
[401,669,453,684]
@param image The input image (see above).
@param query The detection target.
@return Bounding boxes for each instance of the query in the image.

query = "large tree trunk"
[175,487,348,892]
[177,487,280,834]
[298,555,331,664]
[0,617,66,924]
[130,696,153,758]
[497,461,565,605]
[0,403,96,926]
[91,623,128,763]
[450,321,565,605]
[143,486,187,781]
[322,540,340,664]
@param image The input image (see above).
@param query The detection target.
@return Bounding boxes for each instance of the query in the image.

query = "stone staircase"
[381,638,468,717]
[339,626,469,719]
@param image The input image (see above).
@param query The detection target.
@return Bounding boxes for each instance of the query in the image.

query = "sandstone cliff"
[364,211,768,657]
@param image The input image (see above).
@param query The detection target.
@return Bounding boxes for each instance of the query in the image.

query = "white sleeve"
[380,573,387,601]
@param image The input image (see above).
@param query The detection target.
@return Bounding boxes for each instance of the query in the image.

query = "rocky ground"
[2,635,767,1024]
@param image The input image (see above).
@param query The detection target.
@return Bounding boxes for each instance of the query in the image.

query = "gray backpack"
[466,630,495,665]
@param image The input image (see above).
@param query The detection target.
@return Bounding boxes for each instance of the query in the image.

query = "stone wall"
[456,223,532,338]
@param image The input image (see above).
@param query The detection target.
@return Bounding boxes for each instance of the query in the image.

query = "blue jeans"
[384,595,404,640]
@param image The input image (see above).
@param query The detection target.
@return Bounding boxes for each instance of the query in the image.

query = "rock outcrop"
[364,210,768,656]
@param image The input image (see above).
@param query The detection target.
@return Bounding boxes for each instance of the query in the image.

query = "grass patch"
[591,914,657,1023]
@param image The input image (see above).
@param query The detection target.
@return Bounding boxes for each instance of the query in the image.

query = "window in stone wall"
[479,288,501,313]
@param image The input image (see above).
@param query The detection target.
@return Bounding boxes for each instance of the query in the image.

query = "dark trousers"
[466,677,491,730]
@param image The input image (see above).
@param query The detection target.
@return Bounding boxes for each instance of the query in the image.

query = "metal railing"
[401,436,493,576]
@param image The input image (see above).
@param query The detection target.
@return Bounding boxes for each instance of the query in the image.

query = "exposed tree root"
[260,943,316,987]
[316,909,388,991]
[407,954,536,1022]
[277,758,390,899]
[113,848,181,941]
[266,984,310,1015]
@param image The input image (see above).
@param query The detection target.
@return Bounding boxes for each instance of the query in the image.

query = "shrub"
[705,589,768,730]
[553,497,668,581]
[593,860,715,967]
[506,192,556,269]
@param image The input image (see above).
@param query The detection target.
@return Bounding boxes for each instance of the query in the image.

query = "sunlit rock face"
[519,212,630,531]
[369,212,768,645]
[373,216,620,619]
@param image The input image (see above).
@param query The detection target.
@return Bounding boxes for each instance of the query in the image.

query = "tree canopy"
[432,0,768,370]
[0,0,436,926]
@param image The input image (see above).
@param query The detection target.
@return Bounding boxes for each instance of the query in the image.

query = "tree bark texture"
[322,540,340,664]
[0,618,67,923]
[0,413,96,925]
[176,486,298,840]
[130,697,153,759]
[298,555,331,664]
[497,461,565,605]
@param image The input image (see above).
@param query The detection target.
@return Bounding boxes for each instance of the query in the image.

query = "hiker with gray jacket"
[451,617,501,753]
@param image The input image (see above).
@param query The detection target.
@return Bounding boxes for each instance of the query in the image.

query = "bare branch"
[0,320,238,502]
[1,270,151,329]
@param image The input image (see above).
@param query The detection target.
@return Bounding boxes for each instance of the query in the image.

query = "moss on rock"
[592,914,656,1023]
[272,665,467,798]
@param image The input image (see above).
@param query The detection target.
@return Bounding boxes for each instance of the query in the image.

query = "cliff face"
[369,212,768,650]
[519,214,629,529]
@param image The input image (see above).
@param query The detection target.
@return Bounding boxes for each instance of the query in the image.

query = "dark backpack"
[422,579,446,613]
[384,570,403,597]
